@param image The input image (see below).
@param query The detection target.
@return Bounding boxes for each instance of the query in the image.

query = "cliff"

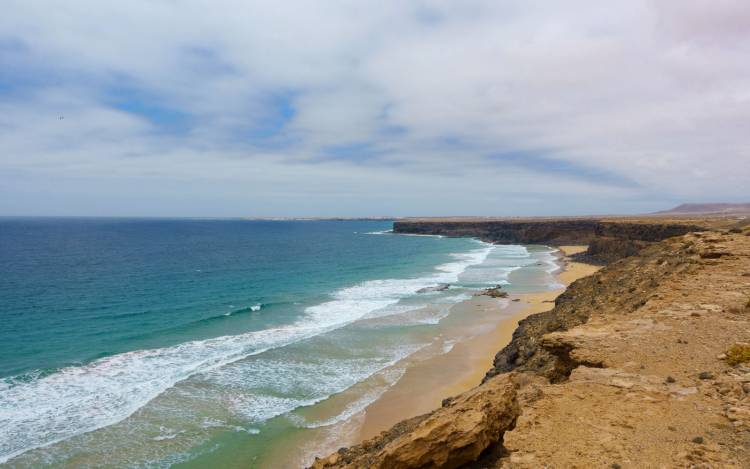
[311,225,750,468]
[393,218,708,264]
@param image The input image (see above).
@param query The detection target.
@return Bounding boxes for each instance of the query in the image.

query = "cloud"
[1,0,748,216]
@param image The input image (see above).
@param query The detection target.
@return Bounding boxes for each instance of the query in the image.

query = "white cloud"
[1,0,748,216]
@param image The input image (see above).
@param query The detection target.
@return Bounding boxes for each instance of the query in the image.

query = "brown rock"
[311,374,519,469]
[478,285,508,298]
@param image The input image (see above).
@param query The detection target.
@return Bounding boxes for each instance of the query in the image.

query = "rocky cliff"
[311,226,750,468]
[393,219,707,263]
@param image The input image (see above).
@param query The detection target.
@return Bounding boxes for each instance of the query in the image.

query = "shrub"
[725,344,750,366]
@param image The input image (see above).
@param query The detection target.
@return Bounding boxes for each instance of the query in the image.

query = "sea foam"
[0,243,493,463]
[212,344,422,427]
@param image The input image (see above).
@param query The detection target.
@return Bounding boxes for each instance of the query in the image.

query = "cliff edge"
[311,223,750,468]
[393,218,712,264]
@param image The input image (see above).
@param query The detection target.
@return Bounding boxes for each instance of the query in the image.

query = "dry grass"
[725,344,750,366]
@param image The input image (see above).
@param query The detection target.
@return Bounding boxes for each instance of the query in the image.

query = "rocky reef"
[311,224,750,468]
[476,285,508,299]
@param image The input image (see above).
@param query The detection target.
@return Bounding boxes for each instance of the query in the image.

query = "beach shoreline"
[356,245,599,440]
[261,244,601,468]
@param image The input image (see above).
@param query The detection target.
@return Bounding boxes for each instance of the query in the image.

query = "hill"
[656,203,750,215]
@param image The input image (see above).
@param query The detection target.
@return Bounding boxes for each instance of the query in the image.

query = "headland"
[312,212,750,468]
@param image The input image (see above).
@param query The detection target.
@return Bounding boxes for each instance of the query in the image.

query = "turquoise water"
[0,218,560,467]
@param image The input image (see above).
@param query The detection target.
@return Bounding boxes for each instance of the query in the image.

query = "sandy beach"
[357,245,599,440]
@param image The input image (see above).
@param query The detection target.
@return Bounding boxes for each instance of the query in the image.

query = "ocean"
[0,218,561,467]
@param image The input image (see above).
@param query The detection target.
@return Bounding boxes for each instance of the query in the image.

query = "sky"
[1,0,748,217]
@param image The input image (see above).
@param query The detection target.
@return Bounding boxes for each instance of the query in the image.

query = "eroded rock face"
[310,374,519,469]
[574,236,650,264]
[490,231,750,468]
[393,219,705,264]
[484,235,708,383]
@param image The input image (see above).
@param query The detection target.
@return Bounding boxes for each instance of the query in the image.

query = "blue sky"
[1,0,748,217]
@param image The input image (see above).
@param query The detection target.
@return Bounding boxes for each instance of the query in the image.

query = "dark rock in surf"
[477,285,508,298]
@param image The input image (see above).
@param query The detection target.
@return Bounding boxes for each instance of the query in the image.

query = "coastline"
[356,245,599,440]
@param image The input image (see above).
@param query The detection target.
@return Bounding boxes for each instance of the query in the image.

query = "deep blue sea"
[0,218,560,467]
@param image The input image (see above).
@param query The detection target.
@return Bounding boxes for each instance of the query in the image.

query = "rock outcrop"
[496,229,750,467]
[310,374,519,469]
[312,225,750,468]
[476,285,508,299]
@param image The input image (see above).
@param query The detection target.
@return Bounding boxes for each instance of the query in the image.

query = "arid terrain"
[311,214,750,468]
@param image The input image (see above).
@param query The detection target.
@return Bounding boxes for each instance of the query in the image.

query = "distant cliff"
[393,219,706,263]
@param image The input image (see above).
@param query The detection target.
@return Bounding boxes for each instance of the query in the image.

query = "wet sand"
[358,245,599,439]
